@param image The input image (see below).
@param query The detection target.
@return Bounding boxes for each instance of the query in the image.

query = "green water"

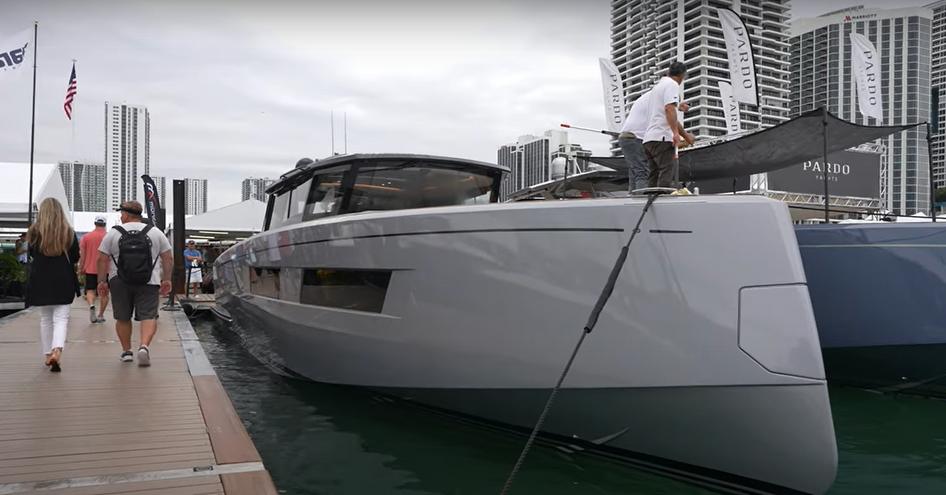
[193,319,946,494]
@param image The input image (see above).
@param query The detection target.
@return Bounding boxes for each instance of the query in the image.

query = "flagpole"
[27,21,37,226]
[71,59,76,162]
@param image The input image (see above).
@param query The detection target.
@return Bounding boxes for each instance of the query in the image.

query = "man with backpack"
[96,201,173,366]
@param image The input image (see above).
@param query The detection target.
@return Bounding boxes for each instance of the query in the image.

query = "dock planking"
[0,302,277,495]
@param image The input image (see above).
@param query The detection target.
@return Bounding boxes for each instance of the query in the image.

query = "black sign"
[141,175,165,231]
[690,175,750,195]
[767,150,880,198]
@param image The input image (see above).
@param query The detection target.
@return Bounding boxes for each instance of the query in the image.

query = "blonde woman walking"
[26,198,80,372]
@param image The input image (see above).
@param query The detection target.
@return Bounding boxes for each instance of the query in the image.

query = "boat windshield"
[508,171,631,201]
[346,166,493,214]
[265,161,498,230]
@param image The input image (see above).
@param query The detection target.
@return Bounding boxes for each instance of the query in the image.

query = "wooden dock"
[0,302,278,495]
[179,294,216,316]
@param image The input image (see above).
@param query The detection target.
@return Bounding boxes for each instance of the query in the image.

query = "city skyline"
[611,0,791,139]
[0,0,940,212]
[791,5,933,214]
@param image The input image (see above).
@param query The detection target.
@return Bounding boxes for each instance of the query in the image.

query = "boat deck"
[0,301,276,495]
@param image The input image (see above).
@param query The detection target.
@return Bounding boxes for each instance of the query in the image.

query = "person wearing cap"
[183,240,203,294]
[96,201,173,366]
[78,215,110,323]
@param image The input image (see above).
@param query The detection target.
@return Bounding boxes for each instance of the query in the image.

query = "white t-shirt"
[98,222,172,285]
[620,90,651,138]
[642,76,681,143]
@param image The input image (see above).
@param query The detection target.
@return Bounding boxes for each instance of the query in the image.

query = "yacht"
[213,153,837,494]
[520,170,946,397]
[795,222,946,396]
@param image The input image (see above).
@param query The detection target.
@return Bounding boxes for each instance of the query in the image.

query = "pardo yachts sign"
[767,150,880,198]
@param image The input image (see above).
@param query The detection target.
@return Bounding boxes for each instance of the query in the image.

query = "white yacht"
[213,154,837,494]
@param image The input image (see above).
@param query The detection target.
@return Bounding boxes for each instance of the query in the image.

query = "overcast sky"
[0,0,931,209]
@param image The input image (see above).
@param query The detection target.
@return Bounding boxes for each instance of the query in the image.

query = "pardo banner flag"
[717,8,758,106]
[850,33,884,121]
[598,57,625,133]
[767,149,881,198]
[718,81,741,134]
[141,174,165,231]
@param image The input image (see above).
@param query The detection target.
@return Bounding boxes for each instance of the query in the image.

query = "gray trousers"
[618,135,649,192]
[643,141,679,188]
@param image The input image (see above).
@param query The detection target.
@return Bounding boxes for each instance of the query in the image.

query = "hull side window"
[300,269,392,313]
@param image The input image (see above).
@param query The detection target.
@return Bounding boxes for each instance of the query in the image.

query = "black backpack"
[111,224,157,285]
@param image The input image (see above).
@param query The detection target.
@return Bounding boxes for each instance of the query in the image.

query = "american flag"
[64,62,77,120]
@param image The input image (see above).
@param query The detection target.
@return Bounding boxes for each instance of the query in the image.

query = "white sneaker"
[119,350,134,362]
[89,306,96,323]
[137,346,151,367]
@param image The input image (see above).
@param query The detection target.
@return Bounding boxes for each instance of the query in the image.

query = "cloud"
[0,0,612,210]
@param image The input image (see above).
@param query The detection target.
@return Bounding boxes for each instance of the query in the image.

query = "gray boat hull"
[215,196,837,493]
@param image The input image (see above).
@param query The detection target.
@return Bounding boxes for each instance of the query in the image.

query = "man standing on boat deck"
[96,201,173,366]
[642,61,695,189]
[618,91,653,192]
[619,93,693,192]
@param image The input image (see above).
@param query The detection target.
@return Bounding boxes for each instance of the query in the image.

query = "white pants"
[38,305,70,354]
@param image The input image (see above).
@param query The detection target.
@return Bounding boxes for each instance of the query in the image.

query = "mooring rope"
[499,193,660,494]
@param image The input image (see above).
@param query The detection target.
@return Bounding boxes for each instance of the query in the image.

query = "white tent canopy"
[0,162,70,234]
[167,199,266,244]
[72,211,122,234]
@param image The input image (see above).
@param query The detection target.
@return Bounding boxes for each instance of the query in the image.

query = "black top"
[27,235,80,307]
[265,153,508,196]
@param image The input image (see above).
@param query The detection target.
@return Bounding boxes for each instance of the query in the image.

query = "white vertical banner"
[598,57,625,133]
[0,29,32,81]
[850,33,884,121]
[718,81,742,135]
[717,8,758,106]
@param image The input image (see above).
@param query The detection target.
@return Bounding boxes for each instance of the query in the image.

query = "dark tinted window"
[267,191,292,230]
[301,269,392,313]
[346,166,493,214]
[287,179,312,224]
[303,173,346,221]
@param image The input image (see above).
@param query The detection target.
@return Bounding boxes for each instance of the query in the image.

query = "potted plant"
[0,253,26,299]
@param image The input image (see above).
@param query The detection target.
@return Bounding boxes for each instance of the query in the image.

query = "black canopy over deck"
[588,108,921,181]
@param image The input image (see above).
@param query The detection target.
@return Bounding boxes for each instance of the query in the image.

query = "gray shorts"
[109,277,159,321]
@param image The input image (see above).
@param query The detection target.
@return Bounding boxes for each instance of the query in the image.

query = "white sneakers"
[119,347,151,366]
[137,346,151,367]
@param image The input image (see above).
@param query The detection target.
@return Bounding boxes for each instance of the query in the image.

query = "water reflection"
[196,318,706,495]
[195,318,946,495]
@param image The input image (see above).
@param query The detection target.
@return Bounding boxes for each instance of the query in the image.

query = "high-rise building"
[929,1,946,191]
[791,7,932,214]
[105,102,150,210]
[184,178,208,215]
[497,130,591,201]
[150,174,167,207]
[58,161,107,212]
[242,177,275,202]
[497,144,521,201]
[610,0,791,142]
